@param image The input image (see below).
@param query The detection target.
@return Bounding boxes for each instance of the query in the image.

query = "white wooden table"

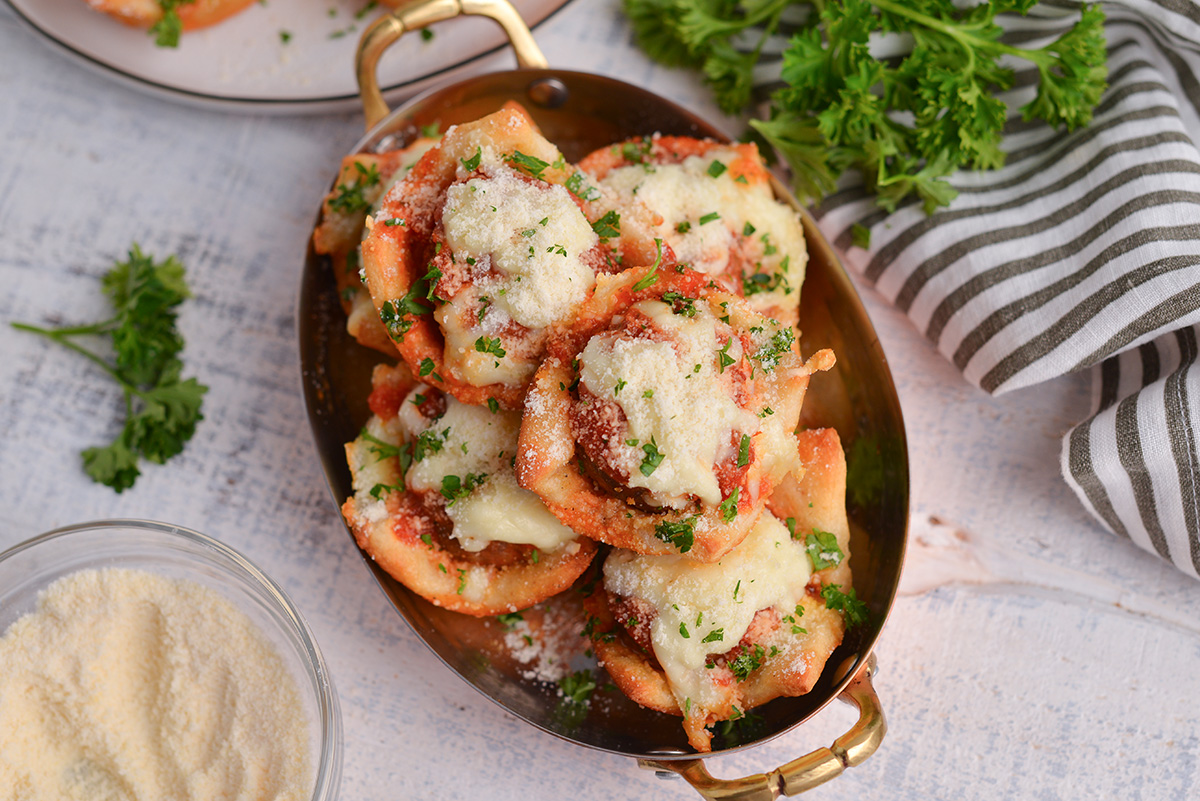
[2,2,1199,798]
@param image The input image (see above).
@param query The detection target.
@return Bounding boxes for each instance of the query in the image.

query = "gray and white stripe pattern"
[764,2,1200,576]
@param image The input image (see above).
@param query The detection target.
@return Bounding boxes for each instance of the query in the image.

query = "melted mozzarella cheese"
[435,294,535,387]
[400,390,521,493]
[599,148,806,314]
[399,388,577,552]
[578,300,757,507]
[603,512,811,710]
[442,169,597,330]
[446,471,578,552]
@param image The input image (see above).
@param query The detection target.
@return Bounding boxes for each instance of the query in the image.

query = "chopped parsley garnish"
[559,670,597,704]
[505,151,550,180]
[614,379,627,395]
[461,146,482,171]
[679,622,690,638]
[360,429,402,461]
[753,327,794,371]
[383,217,405,227]
[717,339,736,372]
[639,437,664,476]
[487,398,500,414]
[742,222,757,237]
[329,161,381,214]
[805,530,845,571]
[521,228,536,238]
[783,604,807,635]
[729,645,765,681]
[11,244,207,491]
[591,210,621,238]
[642,389,654,398]
[420,27,434,41]
[279,29,292,44]
[662,291,697,317]
[582,614,616,643]
[420,533,433,548]
[698,211,721,226]
[566,171,601,201]
[546,243,568,257]
[456,567,467,595]
[631,238,664,291]
[737,434,750,467]
[379,284,432,339]
[368,481,401,499]
[786,517,797,539]
[496,612,524,629]
[701,628,724,643]
[149,0,191,46]
[821,584,870,628]
[653,515,698,553]
[440,472,487,504]
[676,221,692,234]
[419,122,440,137]
[474,336,506,359]
[621,140,653,164]
[718,487,740,522]
[411,427,449,462]
[706,160,727,178]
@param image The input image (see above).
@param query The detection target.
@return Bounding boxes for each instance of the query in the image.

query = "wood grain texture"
[2,2,1199,799]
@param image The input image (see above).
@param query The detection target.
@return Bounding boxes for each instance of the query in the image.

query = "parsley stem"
[11,322,127,387]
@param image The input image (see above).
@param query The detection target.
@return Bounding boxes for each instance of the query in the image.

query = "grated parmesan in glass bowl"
[0,519,342,801]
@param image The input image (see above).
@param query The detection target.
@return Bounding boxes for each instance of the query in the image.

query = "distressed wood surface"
[2,2,1199,798]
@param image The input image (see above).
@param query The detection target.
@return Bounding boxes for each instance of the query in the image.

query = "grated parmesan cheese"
[578,299,757,507]
[0,568,313,801]
[442,169,597,331]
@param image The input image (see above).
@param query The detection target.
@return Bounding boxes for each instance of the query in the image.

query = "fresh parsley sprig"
[12,245,207,492]
[624,0,1108,212]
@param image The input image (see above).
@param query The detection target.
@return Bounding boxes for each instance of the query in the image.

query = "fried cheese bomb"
[583,428,854,752]
[360,106,625,410]
[313,136,441,356]
[85,0,255,33]
[518,263,834,564]
[341,363,597,616]
[579,136,807,327]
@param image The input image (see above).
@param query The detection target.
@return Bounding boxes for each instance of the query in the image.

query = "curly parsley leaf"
[626,0,1107,212]
[13,244,207,492]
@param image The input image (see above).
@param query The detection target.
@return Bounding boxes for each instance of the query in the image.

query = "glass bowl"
[0,519,343,801]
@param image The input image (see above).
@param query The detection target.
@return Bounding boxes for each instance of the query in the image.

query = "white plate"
[6,0,573,113]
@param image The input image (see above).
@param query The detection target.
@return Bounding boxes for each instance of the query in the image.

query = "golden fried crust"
[517,266,832,563]
[360,105,580,410]
[313,144,438,357]
[340,362,597,616]
[582,429,852,753]
[768,428,853,591]
[341,487,597,617]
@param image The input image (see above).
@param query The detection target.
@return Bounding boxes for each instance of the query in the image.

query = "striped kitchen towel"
[777,1,1200,577]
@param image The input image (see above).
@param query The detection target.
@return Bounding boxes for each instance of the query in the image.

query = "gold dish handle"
[356,0,549,130]
[638,655,886,800]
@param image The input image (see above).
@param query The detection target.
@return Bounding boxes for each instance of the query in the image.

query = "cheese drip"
[399,387,576,552]
[578,299,757,507]
[604,512,811,712]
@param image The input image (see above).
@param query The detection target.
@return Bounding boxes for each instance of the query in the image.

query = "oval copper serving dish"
[298,2,908,796]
